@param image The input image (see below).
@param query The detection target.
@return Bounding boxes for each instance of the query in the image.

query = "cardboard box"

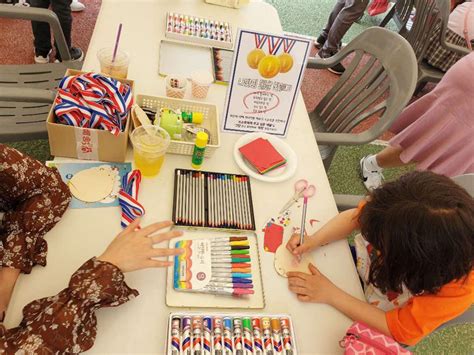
[47,69,134,163]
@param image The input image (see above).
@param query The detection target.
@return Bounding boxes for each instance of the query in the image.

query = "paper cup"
[191,72,213,99]
[97,47,130,79]
[130,125,170,177]
[165,75,187,99]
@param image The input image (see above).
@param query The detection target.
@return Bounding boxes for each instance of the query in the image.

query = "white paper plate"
[233,132,297,183]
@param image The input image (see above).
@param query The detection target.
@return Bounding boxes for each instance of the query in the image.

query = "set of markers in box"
[173,236,254,297]
[167,313,297,354]
[172,169,256,231]
[166,12,233,49]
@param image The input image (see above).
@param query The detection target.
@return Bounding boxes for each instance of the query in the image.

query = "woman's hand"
[287,263,338,303]
[98,218,183,273]
[286,233,320,256]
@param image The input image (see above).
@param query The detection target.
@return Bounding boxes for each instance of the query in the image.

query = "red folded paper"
[239,138,286,174]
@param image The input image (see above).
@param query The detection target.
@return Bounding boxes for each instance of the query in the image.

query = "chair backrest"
[453,173,474,197]
[384,0,451,61]
[312,27,417,138]
[0,5,82,142]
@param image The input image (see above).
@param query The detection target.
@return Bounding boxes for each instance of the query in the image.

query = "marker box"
[166,312,299,355]
[166,230,264,309]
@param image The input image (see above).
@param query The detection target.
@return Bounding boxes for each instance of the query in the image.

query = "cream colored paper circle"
[274,244,313,278]
[69,166,115,203]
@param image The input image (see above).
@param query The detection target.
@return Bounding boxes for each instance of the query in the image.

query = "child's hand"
[98,218,184,273]
[287,263,337,303]
[286,233,319,256]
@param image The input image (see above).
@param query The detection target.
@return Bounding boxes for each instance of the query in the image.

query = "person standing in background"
[316,0,370,75]
[30,0,84,63]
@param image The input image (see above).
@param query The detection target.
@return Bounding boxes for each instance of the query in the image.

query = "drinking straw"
[112,23,123,63]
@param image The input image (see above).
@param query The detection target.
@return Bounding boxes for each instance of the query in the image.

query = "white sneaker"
[360,156,384,191]
[71,0,85,11]
[34,49,52,64]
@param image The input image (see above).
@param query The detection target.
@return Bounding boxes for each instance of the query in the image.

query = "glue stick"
[191,131,209,169]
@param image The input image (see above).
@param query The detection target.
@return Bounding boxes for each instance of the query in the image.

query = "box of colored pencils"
[172,169,256,231]
[167,312,298,355]
[166,12,233,49]
[166,231,264,309]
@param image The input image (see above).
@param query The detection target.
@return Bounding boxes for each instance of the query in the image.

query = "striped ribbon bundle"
[118,170,145,228]
[54,72,133,136]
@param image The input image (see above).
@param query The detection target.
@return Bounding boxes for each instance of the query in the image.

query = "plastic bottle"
[181,111,204,124]
[191,131,209,169]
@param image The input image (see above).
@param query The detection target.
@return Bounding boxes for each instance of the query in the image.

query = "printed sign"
[222,30,310,136]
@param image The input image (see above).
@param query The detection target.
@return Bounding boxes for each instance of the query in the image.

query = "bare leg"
[375,145,411,169]
[0,267,21,320]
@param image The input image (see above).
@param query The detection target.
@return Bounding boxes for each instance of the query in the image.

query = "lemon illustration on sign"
[247,48,266,69]
[278,53,294,73]
[258,55,281,79]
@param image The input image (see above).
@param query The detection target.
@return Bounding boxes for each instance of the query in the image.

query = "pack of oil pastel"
[166,12,233,49]
[166,312,298,355]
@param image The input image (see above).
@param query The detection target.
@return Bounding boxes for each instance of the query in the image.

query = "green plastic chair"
[0,5,82,142]
[306,27,417,170]
[379,0,471,92]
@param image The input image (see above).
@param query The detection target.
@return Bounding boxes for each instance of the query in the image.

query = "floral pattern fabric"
[0,144,71,274]
[0,258,139,354]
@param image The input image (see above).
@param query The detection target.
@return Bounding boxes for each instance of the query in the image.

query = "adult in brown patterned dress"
[0,144,183,353]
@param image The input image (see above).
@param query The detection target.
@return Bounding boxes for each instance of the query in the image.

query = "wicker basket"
[132,94,220,157]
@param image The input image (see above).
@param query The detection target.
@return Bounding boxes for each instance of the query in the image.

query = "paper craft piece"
[222,30,310,136]
[274,245,313,278]
[239,137,286,174]
[68,166,116,202]
[46,161,132,209]
[263,223,284,253]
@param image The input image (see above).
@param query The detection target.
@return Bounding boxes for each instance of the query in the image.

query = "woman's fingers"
[297,294,311,302]
[149,248,183,258]
[288,285,308,295]
[118,218,141,237]
[145,259,174,268]
[288,277,306,287]
[150,229,183,244]
[137,221,174,238]
[286,271,309,280]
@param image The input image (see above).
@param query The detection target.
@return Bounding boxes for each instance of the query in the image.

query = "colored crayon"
[211,250,250,255]
[211,262,251,268]
[280,318,293,355]
[233,318,244,355]
[252,318,264,355]
[223,317,233,355]
[202,286,254,295]
[271,318,283,354]
[203,316,212,355]
[170,316,181,355]
[211,272,252,278]
[242,318,254,355]
[261,318,273,354]
[213,317,224,355]
[182,316,192,355]
[192,316,203,354]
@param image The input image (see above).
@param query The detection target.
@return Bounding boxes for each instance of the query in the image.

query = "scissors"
[279,179,316,214]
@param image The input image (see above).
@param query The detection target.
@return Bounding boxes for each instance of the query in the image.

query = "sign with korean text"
[222,30,310,136]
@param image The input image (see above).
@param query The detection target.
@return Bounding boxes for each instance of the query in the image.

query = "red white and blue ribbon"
[54,72,133,136]
[267,36,284,55]
[118,170,145,228]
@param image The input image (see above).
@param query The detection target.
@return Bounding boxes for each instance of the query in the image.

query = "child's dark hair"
[359,171,474,295]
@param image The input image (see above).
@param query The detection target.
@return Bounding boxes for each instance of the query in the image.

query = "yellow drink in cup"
[130,125,170,177]
[97,47,130,79]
